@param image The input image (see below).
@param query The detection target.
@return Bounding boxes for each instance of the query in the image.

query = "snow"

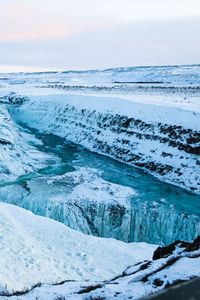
[0,202,156,293]
[3,238,200,300]
[10,92,200,129]
[1,64,200,87]
[10,92,199,193]
[1,65,199,193]
[0,65,199,299]
[0,104,51,182]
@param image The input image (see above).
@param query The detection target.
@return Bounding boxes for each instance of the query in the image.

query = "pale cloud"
[0,64,50,73]
[0,25,70,42]
[25,0,200,22]
[1,0,200,42]
[0,0,111,41]
[0,0,199,71]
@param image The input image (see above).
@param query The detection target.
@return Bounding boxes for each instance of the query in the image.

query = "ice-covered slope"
[0,202,156,293]
[3,236,200,300]
[0,104,49,182]
[12,92,200,193]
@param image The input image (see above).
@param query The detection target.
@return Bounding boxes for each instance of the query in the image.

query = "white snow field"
[1,227,200,299]
[0,202,156,293]
[0,104,51,182]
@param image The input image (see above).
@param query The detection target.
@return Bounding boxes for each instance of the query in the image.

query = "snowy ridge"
[0,202,156,294]
[12,93,200,193]
[2,233,200,300]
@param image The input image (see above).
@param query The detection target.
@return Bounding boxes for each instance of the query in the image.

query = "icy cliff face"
[44,168,134,239]
[0,104,47,181]
[0,202,155,294]
[0,93,199,245]
[0,168,134,241]
[12,93,200,193]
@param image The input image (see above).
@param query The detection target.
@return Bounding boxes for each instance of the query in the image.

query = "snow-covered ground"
[0,203,199,300]
[1,64,200,87]
[0,202,156,294]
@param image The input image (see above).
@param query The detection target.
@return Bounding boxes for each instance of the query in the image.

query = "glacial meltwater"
[0,114,199,246]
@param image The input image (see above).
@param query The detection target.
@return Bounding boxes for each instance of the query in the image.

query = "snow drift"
[0,202,155,293]
[1,210,199,300]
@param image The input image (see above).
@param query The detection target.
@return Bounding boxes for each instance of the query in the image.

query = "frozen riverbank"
[0,104,49,182]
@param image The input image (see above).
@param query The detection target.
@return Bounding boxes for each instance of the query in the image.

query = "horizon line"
[0,62,200,75]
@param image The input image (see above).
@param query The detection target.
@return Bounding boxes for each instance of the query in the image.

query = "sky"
[0,0,200,72]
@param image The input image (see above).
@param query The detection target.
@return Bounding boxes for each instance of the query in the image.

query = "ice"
[0,65,199,299]
[0,99,199,245]
[0,167,199,245]
[0,167,135,241]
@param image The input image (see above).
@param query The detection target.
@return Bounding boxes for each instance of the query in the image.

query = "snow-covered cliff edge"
[0,103,47,182]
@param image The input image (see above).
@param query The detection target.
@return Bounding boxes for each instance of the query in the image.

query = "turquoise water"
[1,123,200,244]
[32,128,200,216]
